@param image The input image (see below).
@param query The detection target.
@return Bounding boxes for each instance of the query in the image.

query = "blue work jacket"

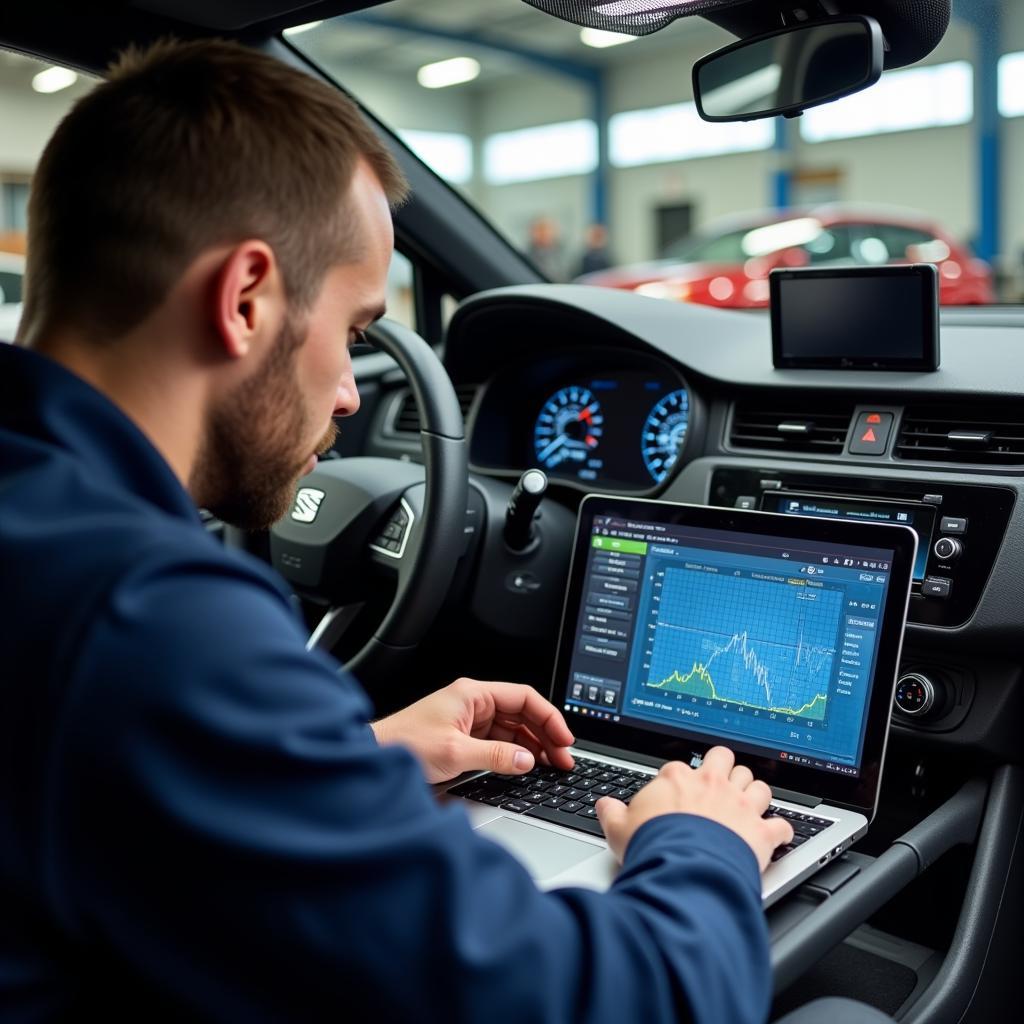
[0,343,770,1023]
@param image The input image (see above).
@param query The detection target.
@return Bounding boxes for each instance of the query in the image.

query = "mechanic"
[0,39,889,1024]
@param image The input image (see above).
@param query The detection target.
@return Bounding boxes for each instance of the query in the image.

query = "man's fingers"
[488,724,545,765]
[746,779,774,814]
[728,764,754,790]
[701,746,736,777]
[492,717,571,771]
[594,797,628,863]
[476,681,576,749]
[468,738,536,775]
[764,814,795,850]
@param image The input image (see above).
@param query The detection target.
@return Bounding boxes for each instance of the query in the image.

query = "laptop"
[443,495,916,907]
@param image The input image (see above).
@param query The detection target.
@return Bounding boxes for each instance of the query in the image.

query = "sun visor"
[521,0,751,37]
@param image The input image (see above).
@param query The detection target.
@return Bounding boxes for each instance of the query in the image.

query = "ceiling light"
[417,57,481,90]
[283,21,323,36]
[580,28,636,48]
[31,66,77,94]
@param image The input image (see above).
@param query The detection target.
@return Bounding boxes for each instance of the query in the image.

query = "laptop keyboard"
[447,756,650,837]
[762,805,836,862]
[447,757,836,858]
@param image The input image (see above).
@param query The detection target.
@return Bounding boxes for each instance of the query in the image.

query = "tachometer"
[641,388,690,483]
[534,386,604,472]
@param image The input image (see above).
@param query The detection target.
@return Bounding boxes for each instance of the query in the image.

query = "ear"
[210,241,282,360]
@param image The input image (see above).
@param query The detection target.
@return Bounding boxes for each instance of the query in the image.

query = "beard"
[190,314,338,531]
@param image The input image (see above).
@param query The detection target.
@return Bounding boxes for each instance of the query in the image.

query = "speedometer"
[641,388,690,484]
[534,386,604,473]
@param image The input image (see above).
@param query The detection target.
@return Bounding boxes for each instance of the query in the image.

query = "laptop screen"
[552,497,917,811]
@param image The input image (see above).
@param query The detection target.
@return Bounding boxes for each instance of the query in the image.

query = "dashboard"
[439,285,1023,648]
[358,281,1023,886]
[469,350,694,489]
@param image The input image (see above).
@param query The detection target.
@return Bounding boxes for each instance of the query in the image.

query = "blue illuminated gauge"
[533,386,604,474]
[641,388,690,484]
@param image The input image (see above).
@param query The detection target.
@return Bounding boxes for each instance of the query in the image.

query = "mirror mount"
[693,14,884,123]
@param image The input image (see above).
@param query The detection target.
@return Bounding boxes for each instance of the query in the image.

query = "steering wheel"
[269,319,468,683]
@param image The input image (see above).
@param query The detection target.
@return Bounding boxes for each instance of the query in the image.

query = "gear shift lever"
[504,468,547,551]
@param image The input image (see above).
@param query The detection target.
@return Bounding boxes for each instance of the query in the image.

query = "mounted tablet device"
[770,264,940,371]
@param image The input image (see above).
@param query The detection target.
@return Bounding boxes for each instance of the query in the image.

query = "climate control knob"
[933,536,962,561]
[894,673,936,717]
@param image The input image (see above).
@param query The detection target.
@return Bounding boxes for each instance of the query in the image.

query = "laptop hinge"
[575,740,663,771]
[772,786,823,808]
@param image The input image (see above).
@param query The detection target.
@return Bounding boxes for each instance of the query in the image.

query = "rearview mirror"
[693,15,884,122]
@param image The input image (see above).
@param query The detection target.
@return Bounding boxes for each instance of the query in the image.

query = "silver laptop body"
[444,496,915,908]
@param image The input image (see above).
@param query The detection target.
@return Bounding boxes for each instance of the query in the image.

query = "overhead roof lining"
[131,1,388,32]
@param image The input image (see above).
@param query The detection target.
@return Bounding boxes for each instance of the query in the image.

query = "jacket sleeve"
[48,546,771,1024]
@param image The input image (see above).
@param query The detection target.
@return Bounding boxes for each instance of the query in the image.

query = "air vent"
[392,384,478,434]
[730,400,854,454]
[895,405,1024,465]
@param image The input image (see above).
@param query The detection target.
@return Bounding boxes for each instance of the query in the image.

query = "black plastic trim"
[771,775,988,993]
[901,765,1022,1023]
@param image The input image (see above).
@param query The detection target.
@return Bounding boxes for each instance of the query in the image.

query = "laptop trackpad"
[476,816,602,881]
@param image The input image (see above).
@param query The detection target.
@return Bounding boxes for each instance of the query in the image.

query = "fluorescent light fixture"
[802,61,972,143]
[417,57,481,90]
[31,66,77,94]
[580,28,635,48]
[609,101,772,167]
[399,130,474,185]
[283,21,323,36]
[998,51,1024,118]
[484,120,598,184]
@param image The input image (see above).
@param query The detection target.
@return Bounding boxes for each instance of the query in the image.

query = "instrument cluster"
[469,351,694,491]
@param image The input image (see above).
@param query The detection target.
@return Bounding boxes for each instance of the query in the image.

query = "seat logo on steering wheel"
[291,487,326,524]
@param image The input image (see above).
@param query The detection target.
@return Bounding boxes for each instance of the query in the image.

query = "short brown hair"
[19,38,408,342]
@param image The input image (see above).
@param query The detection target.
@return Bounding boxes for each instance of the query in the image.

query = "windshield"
[284,0,1020,307]
[0,2,1018,318]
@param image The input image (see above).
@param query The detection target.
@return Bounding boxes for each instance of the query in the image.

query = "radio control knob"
[933,536,962,561]
[894,673,936,717]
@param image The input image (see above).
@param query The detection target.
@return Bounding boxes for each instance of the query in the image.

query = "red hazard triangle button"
[849,411,893,455]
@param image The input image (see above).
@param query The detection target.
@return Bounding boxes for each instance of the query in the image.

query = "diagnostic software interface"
[563,512,898,778]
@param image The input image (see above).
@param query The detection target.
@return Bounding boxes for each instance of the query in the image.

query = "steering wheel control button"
[933,537,963,561]
[940,516,967,534]
[922,576,952,599]
[370,498,415,560]
[848,411,894,455]
[734,495,757,510]
[894,673,936,717]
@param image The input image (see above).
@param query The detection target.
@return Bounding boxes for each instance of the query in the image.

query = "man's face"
[194,161,393,530]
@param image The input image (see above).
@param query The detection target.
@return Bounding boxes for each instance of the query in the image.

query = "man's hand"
[596,746,794,873]
[371,678,575,784]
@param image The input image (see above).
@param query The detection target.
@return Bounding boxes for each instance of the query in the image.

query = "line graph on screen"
[644,567,842,722]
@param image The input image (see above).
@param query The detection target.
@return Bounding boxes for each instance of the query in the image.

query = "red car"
[581,206,994,307]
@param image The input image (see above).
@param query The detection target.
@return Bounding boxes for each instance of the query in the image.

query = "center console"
[708,468,1015,628]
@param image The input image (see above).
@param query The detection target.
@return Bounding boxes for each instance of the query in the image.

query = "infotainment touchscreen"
[769,493,935,582]
[771,264,939,370]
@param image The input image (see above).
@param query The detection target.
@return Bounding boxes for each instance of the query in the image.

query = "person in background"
[577,222,614,277]
[525,214,567,281]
